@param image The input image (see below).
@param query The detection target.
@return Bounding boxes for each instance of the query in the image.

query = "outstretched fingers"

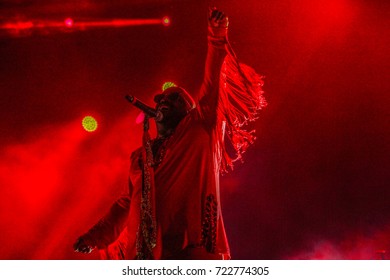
[208,7,228,28]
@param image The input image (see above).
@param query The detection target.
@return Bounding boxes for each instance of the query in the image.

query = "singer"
[73,8,266,260]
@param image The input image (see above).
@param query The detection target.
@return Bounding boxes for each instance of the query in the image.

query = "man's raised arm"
[197,8,229,124]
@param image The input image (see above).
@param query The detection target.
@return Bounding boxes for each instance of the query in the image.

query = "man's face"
[154,88,190,125]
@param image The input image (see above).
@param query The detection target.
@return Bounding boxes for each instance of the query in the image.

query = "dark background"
[0,0,389,259]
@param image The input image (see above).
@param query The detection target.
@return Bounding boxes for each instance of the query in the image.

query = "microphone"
[125,95,163,121]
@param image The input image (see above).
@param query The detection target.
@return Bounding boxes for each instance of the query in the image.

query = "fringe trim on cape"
[217,40,267,173]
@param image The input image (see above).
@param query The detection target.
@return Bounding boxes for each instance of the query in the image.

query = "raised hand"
[208,7,229,30]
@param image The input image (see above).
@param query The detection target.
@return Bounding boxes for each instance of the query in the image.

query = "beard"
[156,106,188,131]
[160,110,186,128]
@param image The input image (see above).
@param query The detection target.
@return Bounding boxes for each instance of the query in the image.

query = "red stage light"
[136,112,145,124]
[64,17,74,28]
[162,16,171,27]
